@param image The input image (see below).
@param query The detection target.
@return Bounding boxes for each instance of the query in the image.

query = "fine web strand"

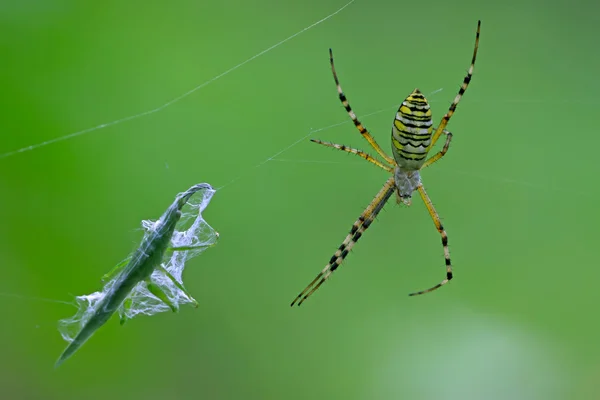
[0,0,356,161]
[215,102,403,191]
[0,292,74,306]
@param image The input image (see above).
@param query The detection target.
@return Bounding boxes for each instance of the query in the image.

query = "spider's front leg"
[421,129,453,170]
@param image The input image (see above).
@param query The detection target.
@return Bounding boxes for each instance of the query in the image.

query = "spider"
[291,21,481,307]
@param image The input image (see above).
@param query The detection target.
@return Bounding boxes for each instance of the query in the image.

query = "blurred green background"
[1,0,598,398]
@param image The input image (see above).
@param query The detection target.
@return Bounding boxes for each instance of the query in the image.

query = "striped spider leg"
[291,21,481,306]
[292,176,396,306]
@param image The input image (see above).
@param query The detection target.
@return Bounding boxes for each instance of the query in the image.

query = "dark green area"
[0,0,598,398]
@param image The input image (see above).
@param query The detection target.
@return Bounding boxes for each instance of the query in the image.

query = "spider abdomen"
[391,88,433,171]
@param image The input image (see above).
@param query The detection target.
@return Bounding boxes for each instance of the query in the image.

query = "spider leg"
[429,20,480,149]
[310,139,394,172]
[420,129,452,169]
[291,176,396,306]
[409,184,452,296]
[329,48,396,165]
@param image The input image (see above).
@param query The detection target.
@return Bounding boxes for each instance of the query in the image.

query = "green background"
[1,0,598,398]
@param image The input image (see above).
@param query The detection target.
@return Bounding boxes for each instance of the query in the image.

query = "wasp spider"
[291,21,481,306]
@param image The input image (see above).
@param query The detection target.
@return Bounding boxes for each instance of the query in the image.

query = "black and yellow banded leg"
[291,176,396,306]
[310,139,394,172]
[329,48,396,166]
[421,129,452,169]
[430,20,480,146]
[409,184,452,296]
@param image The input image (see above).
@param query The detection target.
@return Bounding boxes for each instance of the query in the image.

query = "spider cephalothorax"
[394,168,421,206]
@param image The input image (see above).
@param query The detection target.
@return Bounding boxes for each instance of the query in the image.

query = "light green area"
[0,0,598,398]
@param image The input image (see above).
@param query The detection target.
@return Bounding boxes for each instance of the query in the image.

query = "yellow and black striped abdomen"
[391,88,433,170]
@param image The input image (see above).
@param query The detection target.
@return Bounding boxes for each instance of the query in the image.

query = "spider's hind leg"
[290,176,396,306]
